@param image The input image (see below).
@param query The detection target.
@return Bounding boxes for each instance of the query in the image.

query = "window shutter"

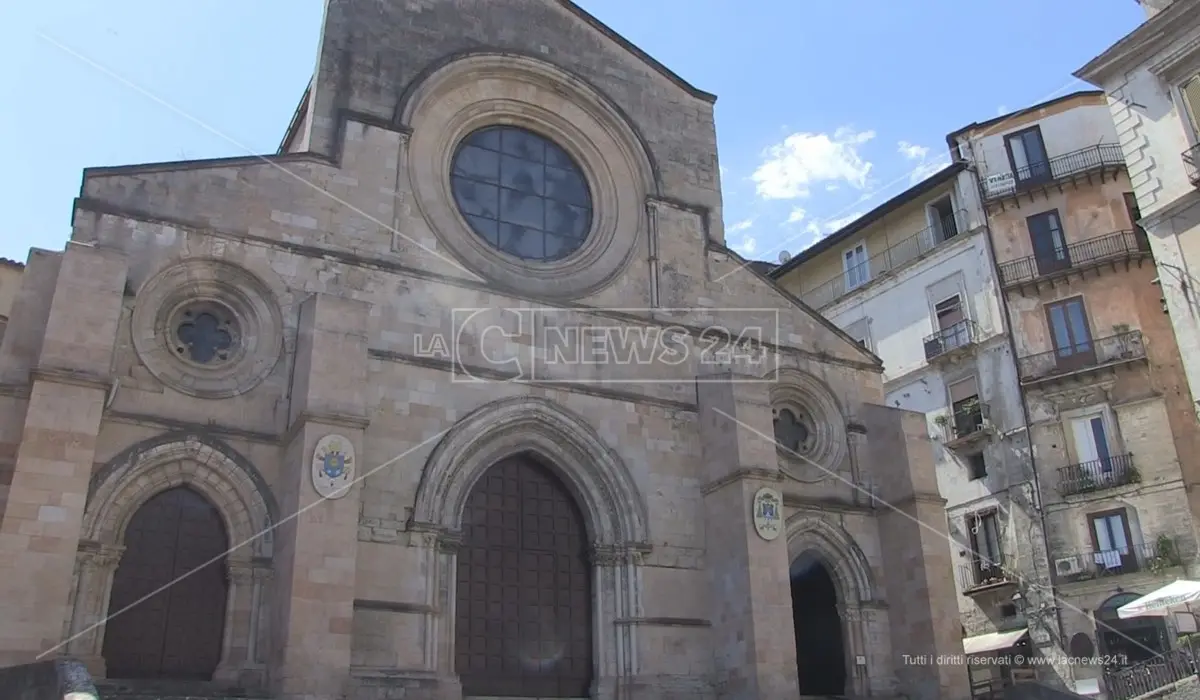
[1182,75,1200,136]
[949,376,979,403]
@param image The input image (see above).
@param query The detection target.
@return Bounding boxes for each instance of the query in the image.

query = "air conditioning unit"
[1055,557,1083,577]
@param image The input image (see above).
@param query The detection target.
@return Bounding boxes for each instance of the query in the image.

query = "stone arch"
[786,514,876,606]
[411,395,649,547]
[85,432,277,558]
[395,49,660,196]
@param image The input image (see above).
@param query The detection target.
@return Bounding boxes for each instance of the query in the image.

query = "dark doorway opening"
[102,486,229,680]
[454,454,593,697]
[791,552,847,697]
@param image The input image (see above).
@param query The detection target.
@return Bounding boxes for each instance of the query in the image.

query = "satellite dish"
[778,250,792,264]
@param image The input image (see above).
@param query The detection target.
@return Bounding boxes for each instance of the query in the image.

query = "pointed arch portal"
[791,551,848,696]
[454,454,593,697]
[101,486,229,680]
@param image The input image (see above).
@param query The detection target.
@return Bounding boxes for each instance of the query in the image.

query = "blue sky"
[0,0,1145,265]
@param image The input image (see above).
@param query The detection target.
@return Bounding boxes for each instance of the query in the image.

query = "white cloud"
[996,105,1009,116]
[898,141,929,161]
[908,158,951,184]
[728,218,754,233]
[823,212,865,233]
[751,127,876,200]
[733,235,757,256]
[825,183,840,192]
[726,218,757,257]
[786,207,807,224]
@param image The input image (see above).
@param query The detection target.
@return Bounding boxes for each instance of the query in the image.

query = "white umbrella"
[1117,580,1200,619]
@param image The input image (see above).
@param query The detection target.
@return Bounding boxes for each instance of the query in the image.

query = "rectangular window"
[1005,126,1051,184]
[949,376,983,438]
[1027,210,1070,276]
[1181,74,1200,139]
[968,510,1003,583]
[843,243,869,290]
[1044,297,1096,371]
[929,196,959,243]
[1089,509,1138,573]
[1124,192,1151,251]
[967,453,987,480]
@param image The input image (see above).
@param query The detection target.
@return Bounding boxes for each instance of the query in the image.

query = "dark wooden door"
[455,456,593,697]
[1028,210,1071,276]
[102,486,229,680]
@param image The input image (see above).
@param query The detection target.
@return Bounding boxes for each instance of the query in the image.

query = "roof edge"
[558,0,716,104]
[1075,1,1200,84]
[769,162,967,279]
[945,90,1105,145]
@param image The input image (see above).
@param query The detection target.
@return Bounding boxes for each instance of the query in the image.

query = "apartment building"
[769,162,1054,695]
[1075,0,1200,441]
[949,90,1200,697]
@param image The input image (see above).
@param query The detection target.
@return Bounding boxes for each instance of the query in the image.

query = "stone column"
[215,558,256,684]
[0,243,127,666]
[590,544,644,699]
[696,372,800,700]
[65,543,124,676]
[859,404,968,700]
[269,293,369,700]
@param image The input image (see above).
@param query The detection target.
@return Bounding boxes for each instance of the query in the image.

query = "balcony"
[924,319,981,363]
[1016,330,1147,385]
[799,210,967,310]
[1053,536,1183,584]
[1184,143,1200,187]
[941,401,991,448]
[1057,453,1140,496]
[997,229,1152,292]
[959,558,1017,595]
[1106,647,1199,700]
[980,143,1126,209]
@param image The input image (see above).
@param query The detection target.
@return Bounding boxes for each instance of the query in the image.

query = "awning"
[1117,579,1200,619]
[962,628,1029,655]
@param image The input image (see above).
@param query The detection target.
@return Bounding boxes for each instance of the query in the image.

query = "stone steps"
[95,679,270,700]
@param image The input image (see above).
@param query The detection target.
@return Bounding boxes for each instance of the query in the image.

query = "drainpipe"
[966,162,1068,663]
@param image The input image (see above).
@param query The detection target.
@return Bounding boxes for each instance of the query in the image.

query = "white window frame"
[1059,404,1121,467]
[842,242,869,290]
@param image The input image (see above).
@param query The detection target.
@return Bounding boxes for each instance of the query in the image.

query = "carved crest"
[312,434,355,500]
[752,487,783,541]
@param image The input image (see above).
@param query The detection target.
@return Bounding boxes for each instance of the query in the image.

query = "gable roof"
[944,90,1105,147]
[768,162,966,279]
[1075,1,1200,84]
[557,0,715,103]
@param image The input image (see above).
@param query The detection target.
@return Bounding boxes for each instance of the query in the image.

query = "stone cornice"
[1075,2,1200,85]
[284,410,369,446]
[30,367,111,392]
[699,466,783,496]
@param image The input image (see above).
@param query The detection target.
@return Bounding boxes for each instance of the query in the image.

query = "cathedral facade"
[0,2,969,699]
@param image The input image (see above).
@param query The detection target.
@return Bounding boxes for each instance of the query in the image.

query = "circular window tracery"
[449,125,594,262]
[172,303,239,365]
[773,407,816,456]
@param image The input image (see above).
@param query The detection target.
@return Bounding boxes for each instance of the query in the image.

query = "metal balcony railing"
[1106,647,1198,700]
[946,402,989,442]
[1016,330,1146,383]
[959,557,1014,592]
[997,229,1151,287]
[981,143,1126,202]
[1184,144,1200,187]
[1053,537,1182,583]
[1057,453,1140,496]
[799,210,966,310]
[923,319,980,361]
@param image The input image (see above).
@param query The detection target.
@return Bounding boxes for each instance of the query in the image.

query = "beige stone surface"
[0,2,973,699]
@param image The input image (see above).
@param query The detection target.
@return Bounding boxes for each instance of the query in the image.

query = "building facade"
[1075,0,1200,436]
[0,2,973,700]
[771,154,1053,698]
[950,90,1200,695]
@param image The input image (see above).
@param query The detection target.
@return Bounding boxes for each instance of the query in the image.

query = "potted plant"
[1112,324,1135,358]
[1148,534,1181,573]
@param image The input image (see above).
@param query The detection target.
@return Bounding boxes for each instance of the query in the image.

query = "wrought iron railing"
[1106,647,1198,700]
[947,402,989,441]
[1184,144,1200,187]
[1016,330,1145,383]
[800,210,966,309]
[1053,537,1182,583]
[997,229,1151,287]
[923,319,980,361]
[1057,453,1139,496]
[959,557,1013,592]
[981,143,1126,202]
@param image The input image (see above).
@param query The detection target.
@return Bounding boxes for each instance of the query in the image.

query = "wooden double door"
[102,486,229,680]
[454,456,594,697]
